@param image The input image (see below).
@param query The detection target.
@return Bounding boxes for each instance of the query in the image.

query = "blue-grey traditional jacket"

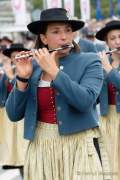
[5,51,103,140]
[99,68,120,115]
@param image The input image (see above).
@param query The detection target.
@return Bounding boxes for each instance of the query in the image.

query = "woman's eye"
[52,31,59,34]
[66,28,72,32]
[110,37,115,41]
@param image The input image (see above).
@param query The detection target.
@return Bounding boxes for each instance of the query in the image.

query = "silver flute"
[106,47,120,54]
[15,44,74,60]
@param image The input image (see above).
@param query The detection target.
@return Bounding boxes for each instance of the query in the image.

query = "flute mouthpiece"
[106,47,120,55]
[49,44,73,52]
[61,44,73,48]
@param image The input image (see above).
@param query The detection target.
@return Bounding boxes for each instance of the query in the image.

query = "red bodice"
[37,87,57,124]
[7,82,13,92]
[108,83,116,105]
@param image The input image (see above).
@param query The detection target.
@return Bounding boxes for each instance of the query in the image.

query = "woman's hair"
[34,23,48,49]
[34,22,80,53]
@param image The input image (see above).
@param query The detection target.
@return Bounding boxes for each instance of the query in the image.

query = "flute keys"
[14,44,74,60]
[15,52,33,60]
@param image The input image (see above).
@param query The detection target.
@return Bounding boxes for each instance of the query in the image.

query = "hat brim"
[27,20,84,34]
[1,37,13,43]
[96,24,120,41]
[3,47,28,58]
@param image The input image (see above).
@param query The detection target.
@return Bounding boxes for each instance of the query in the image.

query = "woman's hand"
[15,51,33,79]
[98,51,112,73]
[14,52,33,91]
[33,48,59,80]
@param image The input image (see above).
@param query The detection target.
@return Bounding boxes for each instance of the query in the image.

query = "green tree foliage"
[31,0,42,8]
[31,0,120,19]
[91,0,119,18]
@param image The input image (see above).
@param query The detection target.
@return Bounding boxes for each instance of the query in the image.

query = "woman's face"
[40,22,74,56]
[106,29,120,55]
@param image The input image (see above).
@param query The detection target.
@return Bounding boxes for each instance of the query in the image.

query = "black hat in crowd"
[27,8,84,34]
[1,36,13,43]
[3,43,28,57]
[96,20,120,41]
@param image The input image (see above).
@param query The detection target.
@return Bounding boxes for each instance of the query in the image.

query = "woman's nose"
[60,32,67,39]
[115,38,120,44]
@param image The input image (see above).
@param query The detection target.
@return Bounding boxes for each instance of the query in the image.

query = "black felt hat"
[96,20,120,41]
[3,43,28,57]
[27,8,84,34]
[1,36,13,43]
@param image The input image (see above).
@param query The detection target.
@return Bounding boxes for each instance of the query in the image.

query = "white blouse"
[38,80,51,87]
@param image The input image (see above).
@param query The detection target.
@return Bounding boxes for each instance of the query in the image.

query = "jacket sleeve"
[5,83,29,121]
[106,69,120,91]
[51,59,103,112]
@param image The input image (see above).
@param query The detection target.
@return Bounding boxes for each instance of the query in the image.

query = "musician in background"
[0,35,13,72]
[96,20,120,180]
[81,26,106,52]
[0,43,29,177]
[73,29,98,53]
[0,43,29,108]
[72,17,98,53]
[0,36,13,48]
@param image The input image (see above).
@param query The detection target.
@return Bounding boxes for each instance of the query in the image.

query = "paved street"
[0,166,22,180]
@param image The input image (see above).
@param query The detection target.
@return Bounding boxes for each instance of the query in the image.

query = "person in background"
[0,43,29,177]
[72,16,97,53]
[0,36,13,48]
[0,35,13,66]
[72,18,98,53]
[96,20,120,180]
[73,30,98,53]
[81,26,106,52]
[6,8,111,180]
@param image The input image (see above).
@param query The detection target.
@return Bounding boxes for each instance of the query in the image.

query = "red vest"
[108,83,116,105]
[7,82,13,92]
[37,87,57,124]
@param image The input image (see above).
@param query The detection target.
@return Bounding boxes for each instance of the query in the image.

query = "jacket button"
[59,65,64,70]
[59,121,62,125]
[116,91,119,95]
[57,106,61,111]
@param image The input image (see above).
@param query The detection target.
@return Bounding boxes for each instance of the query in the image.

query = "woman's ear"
[40,34,48,45]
